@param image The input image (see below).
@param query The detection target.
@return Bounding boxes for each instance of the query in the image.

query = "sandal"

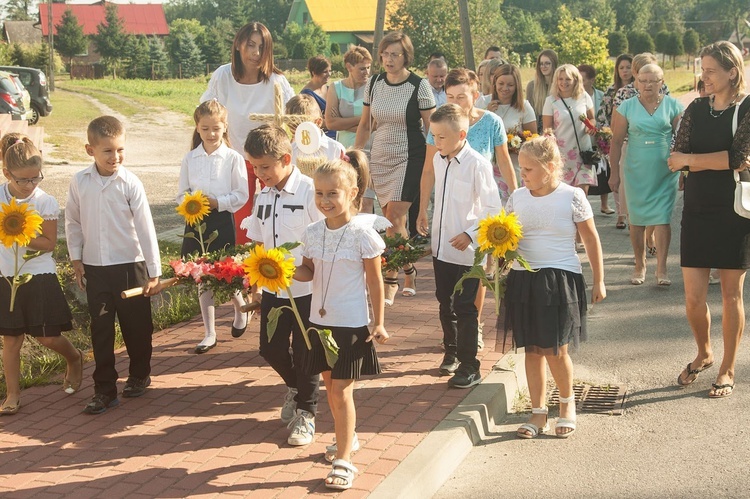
[709,382,735,399]
[0,399,21,416]
[383,277,399,306]
[631,268,646,285]
[555,395,577,438]
[517,406,549,439]
[325,459,358,490]
[647,245,657,257]
[677,360,714,386]
[325,432,360,463]
[601,207,615,215]
[64,348,85,394]
[655,274,671,286]
[616,220,627,229]
[402,265,417,297]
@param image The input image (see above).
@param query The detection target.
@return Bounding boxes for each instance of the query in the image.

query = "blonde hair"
[701,41,746,93]
[530,49,558,112]
[2,135,42,172]
[632,52,657,75]
[480,57,503,95]
[550,64,584,100]
[314,150,370,212]
[519,134,563,181]
[344,45,372,66]
[285,94,321,118]
[192,100,231,150]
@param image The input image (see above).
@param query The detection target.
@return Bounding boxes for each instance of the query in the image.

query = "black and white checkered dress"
[365,72,436,205]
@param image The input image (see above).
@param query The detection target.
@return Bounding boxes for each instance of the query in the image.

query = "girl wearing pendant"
[295,152,389,490]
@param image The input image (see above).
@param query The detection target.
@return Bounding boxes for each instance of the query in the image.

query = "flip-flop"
[709,382,735,398]
[677,360,714,386]
[616,221,627,229]
[0,400,21,416]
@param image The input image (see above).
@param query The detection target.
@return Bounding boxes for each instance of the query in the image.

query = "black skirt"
[180,209,236,257]
[588,160,612,196]
[504,268,587,355]
[0,273,73,337]
[301,323,381,379]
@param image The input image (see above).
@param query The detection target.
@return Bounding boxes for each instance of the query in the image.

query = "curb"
[370,352,527,499]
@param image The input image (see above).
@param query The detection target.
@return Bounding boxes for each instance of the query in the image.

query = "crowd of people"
[1,19,749,490]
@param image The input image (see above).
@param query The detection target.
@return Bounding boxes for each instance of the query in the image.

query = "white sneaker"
[280,387,297,423]
[287,409,315,446]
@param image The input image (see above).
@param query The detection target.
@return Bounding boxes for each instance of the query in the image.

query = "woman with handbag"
[542,65,597,193]
[610,64,683,286]
[668,41,750,398]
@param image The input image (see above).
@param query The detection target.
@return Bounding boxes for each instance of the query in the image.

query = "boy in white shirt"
[285,94,346,174]
[66,116,161,414]
[416,104,502,388]
[240,124,324,446]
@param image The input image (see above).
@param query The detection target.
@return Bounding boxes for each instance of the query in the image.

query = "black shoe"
[439,356,460,376]
[231,312,249,338]
[194,341,216,354]
[83,393,119,414]
[448,365,482,389]
[412,235,430,246]
[122,376,152,398]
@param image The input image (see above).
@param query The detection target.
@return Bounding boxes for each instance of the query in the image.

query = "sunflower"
[0,198,44,248]
[243,244,296,292]
[477,209,523,258]
[176,191,211,226]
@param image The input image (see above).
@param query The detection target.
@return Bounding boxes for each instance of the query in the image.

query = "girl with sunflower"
[294,155,389,490]
[507,135,606,439]
[0,135,84,416]
[177,100,250,354]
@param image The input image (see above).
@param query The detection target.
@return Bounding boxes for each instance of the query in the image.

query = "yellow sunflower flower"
[477,209,523,258]
[0,198,44,248]
[243,244,296,293]
[176,191,210,226]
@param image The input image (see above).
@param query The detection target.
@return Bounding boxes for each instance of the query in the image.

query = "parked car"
[0,71,28,121]
[0,66,52,125]
[8,73,31,117]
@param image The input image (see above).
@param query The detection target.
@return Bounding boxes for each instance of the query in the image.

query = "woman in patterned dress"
[355,31,436,304]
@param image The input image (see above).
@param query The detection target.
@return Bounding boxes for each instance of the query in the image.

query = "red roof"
[38,2,169,36]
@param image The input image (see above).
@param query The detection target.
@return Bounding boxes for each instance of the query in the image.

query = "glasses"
[381,52,403,60]
[539,61,552,66]
[638,79,662,86]
[9,172,44,186]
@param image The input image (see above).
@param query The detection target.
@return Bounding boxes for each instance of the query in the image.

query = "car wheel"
[28,105,39,125]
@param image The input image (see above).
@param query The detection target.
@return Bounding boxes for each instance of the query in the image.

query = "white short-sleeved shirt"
[475,94,492,110]
[505,183,593,274]
[301,218,385,328]
[240,167,323,298]
[177,143,249,213]
[492,100,537,134]
[0,184,58,275]
[201,65,295,156]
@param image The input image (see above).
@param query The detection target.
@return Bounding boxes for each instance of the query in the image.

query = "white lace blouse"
[301,218,385,328]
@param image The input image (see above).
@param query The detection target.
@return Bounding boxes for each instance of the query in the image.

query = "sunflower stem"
[285,287,312,350]
[494,256,501,316]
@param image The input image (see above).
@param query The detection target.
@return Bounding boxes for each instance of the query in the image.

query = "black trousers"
[259,292,319,414]
[84,262,153,398]
[433,257,480,370]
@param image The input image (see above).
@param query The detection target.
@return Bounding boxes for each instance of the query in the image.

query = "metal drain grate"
[522,383,627,415]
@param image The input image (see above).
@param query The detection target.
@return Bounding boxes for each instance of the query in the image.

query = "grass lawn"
[43,87,102,163]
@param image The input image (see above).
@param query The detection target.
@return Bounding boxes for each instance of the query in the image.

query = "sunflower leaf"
[22,250,44,261]
[13,273,33,285]
[199,222,207,233]
[453,265,491,295]
[316,328,340,368]
[181,232,197,241]
[266,306,285,342]
[204,230,219,249]
[278,241,302,253]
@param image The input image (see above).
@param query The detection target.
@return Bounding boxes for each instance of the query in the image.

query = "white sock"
[199,288,216,346]
[231,291,247,329]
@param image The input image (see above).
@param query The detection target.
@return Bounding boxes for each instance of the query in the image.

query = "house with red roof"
[37,1,169,67]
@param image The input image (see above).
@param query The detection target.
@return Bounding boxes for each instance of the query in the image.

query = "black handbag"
[561,98,601,166]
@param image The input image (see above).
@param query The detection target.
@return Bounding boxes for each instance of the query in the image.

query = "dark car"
[0,71,28,120]
[0,66,52,125]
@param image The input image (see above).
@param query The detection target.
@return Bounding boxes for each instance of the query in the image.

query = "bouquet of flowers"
[0,198,44,311]
[454,210,532,317]
[506,129,540,154]
[244,243,340,368]
[380,234,426,273]
[579,115,612,156]
[169,245,251,304]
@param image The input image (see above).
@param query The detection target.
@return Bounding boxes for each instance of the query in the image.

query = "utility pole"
[47,0,55,90]
[373,0,387,70]
[457,0,475,71]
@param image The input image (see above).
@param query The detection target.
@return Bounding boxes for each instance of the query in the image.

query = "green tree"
[91,3,128,77]
[612,0,652,33]
[166,18,206,63]
[504,7,545,56]
[628,31,655,55]
[250,0,293,38]
[173,32,205,78]
[2,0,33,21]
[550,6,613,89]
[199,17,234,68]
[280,21,330,60]
[655,30,670,65]
[607,31,629,57]
[123,35,152,79]
[664,32,684,69]
[683,28,700,68]
[55,9,88,69]
[148,37,171,79]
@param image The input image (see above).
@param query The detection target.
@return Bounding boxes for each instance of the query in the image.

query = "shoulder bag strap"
[733,95,749,183]
[561,98,585,154]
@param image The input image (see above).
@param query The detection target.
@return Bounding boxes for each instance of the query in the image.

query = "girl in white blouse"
[295,153,389,490]
[506,135,606,439]
[177,100,249,354]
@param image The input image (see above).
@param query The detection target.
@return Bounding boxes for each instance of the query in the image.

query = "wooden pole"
[457,0,475,71]
[373,0,387,71]
[47,0,55,90]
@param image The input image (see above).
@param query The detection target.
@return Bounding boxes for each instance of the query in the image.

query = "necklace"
[639,96,662,115]
[318,222,350,317]
[709,93,739,118]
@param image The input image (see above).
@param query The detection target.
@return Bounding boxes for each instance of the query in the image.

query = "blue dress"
[617,95,683,225]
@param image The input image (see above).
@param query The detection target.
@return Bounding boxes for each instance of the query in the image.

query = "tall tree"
[172,32,205,78]
[551,6,613,89]
[2,0,33,21]
[123,35,152,79]
[612,0,652,33]
[55,9,88,68]
[683,28,700,68]
[199,17,234,68]
[148,36,171,79]
[280,21,330,60]
[91,3,128,77]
